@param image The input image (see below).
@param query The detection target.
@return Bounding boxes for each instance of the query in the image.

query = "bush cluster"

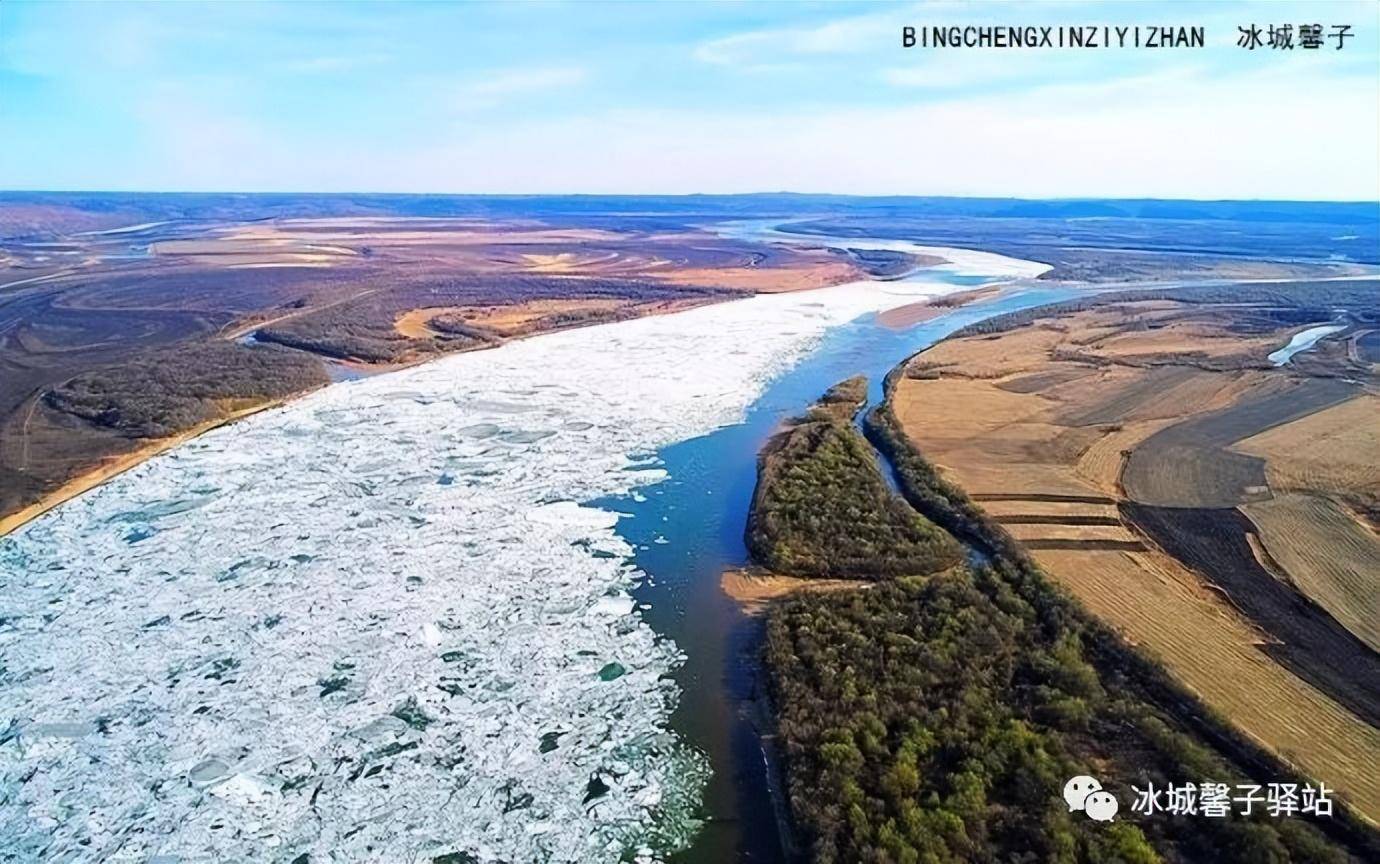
[746,379,960,580]
[47,341,327,438]
[758,379,1377,863]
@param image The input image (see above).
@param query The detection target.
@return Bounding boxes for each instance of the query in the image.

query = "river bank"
[0,398,297,538]
[0,237,1061,862]
[0,291,760,540]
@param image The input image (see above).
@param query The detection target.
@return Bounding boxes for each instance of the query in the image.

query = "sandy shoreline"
[0,277,853,540]
[720,568,866,615]
[0,234,1038,541]
[0,399,292,538]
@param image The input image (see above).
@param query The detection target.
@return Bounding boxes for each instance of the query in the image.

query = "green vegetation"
[756,377,1378,863]
[47,341,328,438]
[745,377,961,580]
[863,393,1024,564]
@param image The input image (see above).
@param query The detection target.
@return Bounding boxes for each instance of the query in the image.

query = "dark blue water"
[591,284,1078,862]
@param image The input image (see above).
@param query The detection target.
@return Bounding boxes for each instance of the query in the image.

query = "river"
[1267,323,1347,366]
[0,224,1074,863]
[613,220,1077,863]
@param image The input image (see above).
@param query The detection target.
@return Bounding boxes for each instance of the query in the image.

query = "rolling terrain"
[889,281,1380,820]
[5,194,1370,536]
[0,201,875,531]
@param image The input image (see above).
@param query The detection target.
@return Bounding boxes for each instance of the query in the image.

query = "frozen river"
[0,266,1033,863]
[0,226,1058,862]
[1267,323,1347,366]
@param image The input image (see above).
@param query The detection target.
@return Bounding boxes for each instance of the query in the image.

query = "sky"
[1,0,1378,200]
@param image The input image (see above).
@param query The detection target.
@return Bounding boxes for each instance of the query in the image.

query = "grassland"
[887,281,1380,821]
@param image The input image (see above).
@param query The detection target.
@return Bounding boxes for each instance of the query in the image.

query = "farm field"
[757,379,1380,861]
[1242,493,1380,654]
[1234,394,1380,523]
[892,281,1380,821]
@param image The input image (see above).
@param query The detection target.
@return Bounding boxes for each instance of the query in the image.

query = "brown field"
[393,305,477,339]
[1243,494,1380,654]
[1037,546,1380,816]
[1122,378,1357,507]
[1124,502,1380,727]
[978,498,1121,518]
[893,286,1380,821]
[1001,522,1140,543]
[645,261,859,293]
[162,218,862,291]
[0,212,871,531]
[1234,394,1380,519]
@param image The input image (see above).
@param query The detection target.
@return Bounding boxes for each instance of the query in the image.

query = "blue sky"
[1,1,1377,200]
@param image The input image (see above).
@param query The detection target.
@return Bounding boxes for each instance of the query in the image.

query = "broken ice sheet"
[0,280,935,861]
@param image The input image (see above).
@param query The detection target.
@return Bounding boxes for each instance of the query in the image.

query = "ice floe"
[711,218,1054,280]
[906,244,1053,279]
[2,275,993,862]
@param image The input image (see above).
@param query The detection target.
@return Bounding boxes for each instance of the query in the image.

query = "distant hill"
[1,191,1375,240]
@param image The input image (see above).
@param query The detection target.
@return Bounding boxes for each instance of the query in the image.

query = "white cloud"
[13,3,1376,201]
[373,67,1378,201]
[450,66,589,110]
[694,5,916,68]
[43,57,1379,201]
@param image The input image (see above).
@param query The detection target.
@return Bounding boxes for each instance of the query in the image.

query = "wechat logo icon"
[1064,775,1119,822]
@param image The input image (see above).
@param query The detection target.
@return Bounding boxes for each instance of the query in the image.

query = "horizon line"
[2,189,1379,207]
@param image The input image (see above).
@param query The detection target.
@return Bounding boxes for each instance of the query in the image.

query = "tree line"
[753,378,1379,863]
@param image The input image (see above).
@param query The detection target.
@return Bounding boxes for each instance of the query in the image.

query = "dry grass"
[520,251,621,272]
[1088,320,1279,361]
[978,499,1121,519]
[909,323,1063,378]
[651,261,860,293]
[1235,395,1380,508]
[1001,523,1138,543]
[393,299,632,339]
[211,220,866,291]
[393,306,472,338]
[720,568,866,615]
[1072,418,1175,495]
[1243,493,1380,654]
